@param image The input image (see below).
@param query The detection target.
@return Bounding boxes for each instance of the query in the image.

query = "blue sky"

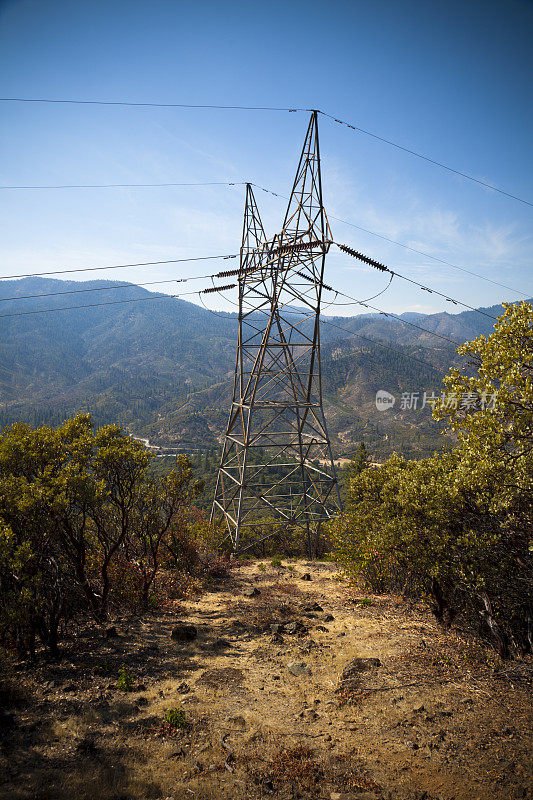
[0,0,531,315]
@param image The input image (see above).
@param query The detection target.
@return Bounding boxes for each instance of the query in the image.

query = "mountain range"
[0,276,517,460]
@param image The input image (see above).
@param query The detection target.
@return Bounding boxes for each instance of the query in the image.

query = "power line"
[2,172,530,298]
[335,243,499,321]
[196,266,462,347]
[328,214,532,298]
[0,283,237,319]
[321,320,449,375]
[332,293,463,347]
[0,266,253,304]
[0,240,509,339]
[0,97,304,112]
[1,299,452,383]
[227,254,462,347]
[329,272,394,305]
[0,181,246,190]
[0,255,498,346]
[199,268,395,316]
[197,293,454,381]
[0,290,198,319]
[2,98,529,207]
[318,111,533,208]
[0,265,463,368]
[0,253,238,281]
[286,271,464,347]
[135,316,450,393]
[0,277,197,303]
[0,278,476,349]
[0,257,367,306]
[239,191,516,324]
[251,183,532,298]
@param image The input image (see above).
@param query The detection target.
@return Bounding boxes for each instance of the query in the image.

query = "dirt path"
[1,561,531,800]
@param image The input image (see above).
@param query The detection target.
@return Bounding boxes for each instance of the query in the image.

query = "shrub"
[235,519,308,557]
[117,664,135,692]
[333,303,533,655]
[0,415,202,655]
[164,707,186,728]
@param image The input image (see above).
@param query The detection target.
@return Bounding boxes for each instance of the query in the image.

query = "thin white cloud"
[323,157,532,275]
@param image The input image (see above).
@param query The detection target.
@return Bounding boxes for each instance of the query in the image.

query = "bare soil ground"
[0,560,531,800]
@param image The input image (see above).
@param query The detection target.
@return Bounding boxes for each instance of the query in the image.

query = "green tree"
[125,455,201,608]
[333,302,532,653]
[342,441,370,508]
[0,415,201,655]
[433,301,532,532]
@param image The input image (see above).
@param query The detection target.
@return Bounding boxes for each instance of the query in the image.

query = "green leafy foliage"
[0,415,203,657]
[333,302,533,654]
[341,442,370,507]
[164,707,187,728]
[117,664,135,692]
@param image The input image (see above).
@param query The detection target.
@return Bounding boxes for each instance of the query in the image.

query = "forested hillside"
[0,277,522,459]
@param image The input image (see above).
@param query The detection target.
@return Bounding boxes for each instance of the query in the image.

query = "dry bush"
[266,745,323,792]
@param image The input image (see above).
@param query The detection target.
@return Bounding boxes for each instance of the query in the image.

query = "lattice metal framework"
[211,111,341,553]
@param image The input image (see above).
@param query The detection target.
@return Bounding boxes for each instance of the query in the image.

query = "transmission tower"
[211,111,341,554]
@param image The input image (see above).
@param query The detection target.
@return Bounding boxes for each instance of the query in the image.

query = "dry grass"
[0,560,531,800]
[267,745,322,790]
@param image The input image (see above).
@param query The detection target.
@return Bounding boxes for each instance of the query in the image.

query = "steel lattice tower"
[211,111,341,553]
